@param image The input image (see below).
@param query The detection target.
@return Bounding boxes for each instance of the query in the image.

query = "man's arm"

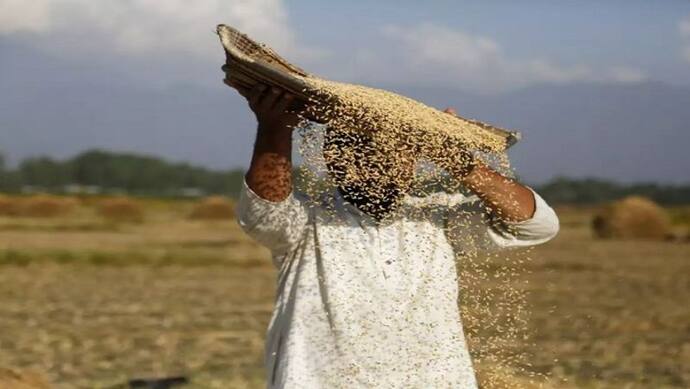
[436,109,558,249]
[224,75,299,202]
[460,163,535,222]
[438,108,536,222]
[223,74,309,256]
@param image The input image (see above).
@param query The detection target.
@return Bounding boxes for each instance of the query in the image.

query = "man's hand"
[247,84,300,132]
[223,69,301,132]
[223,67,298,202]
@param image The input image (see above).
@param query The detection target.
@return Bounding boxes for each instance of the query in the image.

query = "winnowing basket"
[217,24,521,150]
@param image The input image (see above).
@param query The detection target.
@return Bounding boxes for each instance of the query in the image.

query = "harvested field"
[97,198,145,224]
[0,200,688,388]
[189,196,235,220]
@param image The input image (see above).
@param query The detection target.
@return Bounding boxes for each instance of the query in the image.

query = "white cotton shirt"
[236,181,559,389]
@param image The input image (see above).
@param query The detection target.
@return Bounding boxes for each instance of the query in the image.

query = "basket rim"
[217,24,308,76]
[217,24,521,149]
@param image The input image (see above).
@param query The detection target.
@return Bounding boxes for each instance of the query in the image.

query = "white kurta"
[236,181,559,389]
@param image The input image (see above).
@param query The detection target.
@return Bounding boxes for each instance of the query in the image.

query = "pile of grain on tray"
[293,76,512,215]
[302,77,507,151]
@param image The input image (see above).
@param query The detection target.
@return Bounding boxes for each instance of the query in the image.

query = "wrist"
[460,161,489,186]
[256,125,292,151]
[257,122,294,135]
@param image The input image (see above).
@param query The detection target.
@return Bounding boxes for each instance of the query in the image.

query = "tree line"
[1,150,688,204]
[0,150,244,197]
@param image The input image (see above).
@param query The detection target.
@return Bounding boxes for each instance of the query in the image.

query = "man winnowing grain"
[223,76,559,388]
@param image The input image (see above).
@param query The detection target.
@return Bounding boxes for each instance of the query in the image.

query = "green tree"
[19,157,72,190]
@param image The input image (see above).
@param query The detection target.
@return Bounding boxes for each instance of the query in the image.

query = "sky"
[1,0,689,183]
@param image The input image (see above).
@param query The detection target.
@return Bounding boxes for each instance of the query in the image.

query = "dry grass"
[189,196,235,220]
[0,201,688,388]
[97,197,145,223]
[0,368,51,389]
[592,196,671,240]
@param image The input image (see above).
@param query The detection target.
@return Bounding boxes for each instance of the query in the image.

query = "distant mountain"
[1,39,688,183]
[0,39,258,170]
[1,80,257,170]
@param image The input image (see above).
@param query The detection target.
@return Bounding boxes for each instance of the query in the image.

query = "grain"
[294,77,513,220]
[303,77,507,152]
[292,83,530,388]
[289,76,540,389]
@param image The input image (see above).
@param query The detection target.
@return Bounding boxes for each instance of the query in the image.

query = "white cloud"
[680,15,690,63]
[0,5,648,91]
[0,0,316,61]
[680,16,690,37]
[354,23,646,93]
[605,66,647,83]
[683,46,690,63]
[0,0,53,33]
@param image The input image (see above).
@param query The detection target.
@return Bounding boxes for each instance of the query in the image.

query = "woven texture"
[217,24,520,150]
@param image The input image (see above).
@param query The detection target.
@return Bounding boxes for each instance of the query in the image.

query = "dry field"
[0,198,688,388]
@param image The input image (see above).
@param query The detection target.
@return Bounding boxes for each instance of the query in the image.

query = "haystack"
[0,195,21,216]
[97,197,144,223]
[22,195,76,218]
[592,196,671,240]
[189,196,235,220]
[0,195,75,218]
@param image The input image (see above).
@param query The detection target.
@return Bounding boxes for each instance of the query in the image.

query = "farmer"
[224,77,559,388]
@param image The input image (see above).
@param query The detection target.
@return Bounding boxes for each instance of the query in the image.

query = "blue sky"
[3,0,688,91]
[286,0,690,88]
[290,0,688,69]
[1,1,689,182]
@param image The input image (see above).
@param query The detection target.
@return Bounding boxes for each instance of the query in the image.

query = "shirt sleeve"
[235,180,309,255]
[446,187,559,251]
[484,188,560,248]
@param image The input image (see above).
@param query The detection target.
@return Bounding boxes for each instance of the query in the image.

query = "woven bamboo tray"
[217,24,521,149]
